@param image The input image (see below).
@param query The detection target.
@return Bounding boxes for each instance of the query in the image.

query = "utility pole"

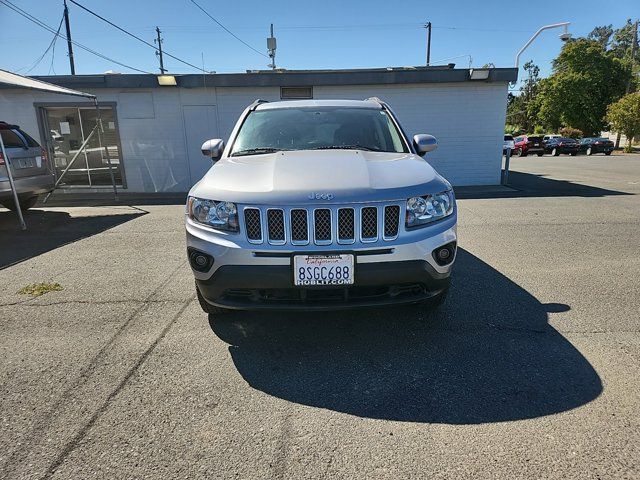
[155,27,167,74]
[425,22,432,66]
[616,19,638,148]
[267,24,277,70]
[63,0,75,75]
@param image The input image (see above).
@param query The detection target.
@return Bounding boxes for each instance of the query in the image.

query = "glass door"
[42,106,123,187]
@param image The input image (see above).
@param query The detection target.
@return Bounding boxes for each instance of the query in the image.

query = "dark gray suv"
[0,122,54,210]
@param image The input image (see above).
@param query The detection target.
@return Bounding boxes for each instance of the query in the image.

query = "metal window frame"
[280,86,313,100]
[34,101,127,189]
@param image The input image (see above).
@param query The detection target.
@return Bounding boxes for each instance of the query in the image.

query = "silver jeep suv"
[186,98,457,313]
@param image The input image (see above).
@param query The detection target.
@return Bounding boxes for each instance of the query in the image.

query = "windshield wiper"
[231,147,288,157]
[311,145,385,152]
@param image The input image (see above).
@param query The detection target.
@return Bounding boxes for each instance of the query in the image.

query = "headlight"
[187,197,239,232]
[406,190,454,228]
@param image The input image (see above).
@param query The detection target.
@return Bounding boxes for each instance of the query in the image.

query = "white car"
[503,134,515,154]
[185,99,457,313]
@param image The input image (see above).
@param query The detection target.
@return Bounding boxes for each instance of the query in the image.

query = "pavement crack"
[0,298,185,308]
[39,293,195,479]
[0,261,187,477]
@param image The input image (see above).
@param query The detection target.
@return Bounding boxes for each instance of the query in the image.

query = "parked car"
[503,134,515,155]
[186,98,457,313]
[0,121,54,211]
[513,135,544,156]
[579,137,614,156]
[544,137,579,156]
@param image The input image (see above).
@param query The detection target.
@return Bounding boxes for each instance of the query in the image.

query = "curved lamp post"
[515,22,571,70]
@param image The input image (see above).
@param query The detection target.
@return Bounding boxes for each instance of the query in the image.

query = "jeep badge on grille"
[309,192,334,200]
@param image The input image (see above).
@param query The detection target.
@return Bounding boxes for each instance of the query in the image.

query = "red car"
[513,135,544,157]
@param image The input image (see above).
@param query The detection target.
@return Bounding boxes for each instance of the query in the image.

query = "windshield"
[230,107,409,156]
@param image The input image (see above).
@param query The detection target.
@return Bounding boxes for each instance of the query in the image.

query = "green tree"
[535,39,629,135]
[610,20,640,63]
[607,92,640,152]
[587,25,614,49]
[506,61,541,132]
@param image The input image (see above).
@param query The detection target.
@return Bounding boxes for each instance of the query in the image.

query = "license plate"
[533,143,539,146]
[294,254,354,286]
[16,158,36,169]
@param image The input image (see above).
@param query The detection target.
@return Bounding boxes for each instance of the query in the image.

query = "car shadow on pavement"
[456,171,631,199]
[208,248,602,424]
[0,208,145,270]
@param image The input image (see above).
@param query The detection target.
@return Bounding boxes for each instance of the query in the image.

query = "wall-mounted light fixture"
[157,75,177,86]
[469,68,490,80]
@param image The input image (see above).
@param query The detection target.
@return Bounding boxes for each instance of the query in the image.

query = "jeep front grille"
[266,209,285,244]
[337,208,355,243]
[244,208,262,242]
[313,209,332,244]
[383,205,400,239]
[361,207,378,241]
[243,204,401,246]
[290,209,309,244]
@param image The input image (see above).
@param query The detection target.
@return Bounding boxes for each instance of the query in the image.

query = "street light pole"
[425,22,432,66]
[515,22,571,70]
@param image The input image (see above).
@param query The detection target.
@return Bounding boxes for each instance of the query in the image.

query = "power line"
[67,0,205,72]
[0,0,152,74]
[22,13,65,73]
[188,0,268,58]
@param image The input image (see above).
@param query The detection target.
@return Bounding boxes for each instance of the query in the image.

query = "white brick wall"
[0,81,508,191]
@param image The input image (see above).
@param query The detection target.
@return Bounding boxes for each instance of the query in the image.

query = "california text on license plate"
[293,254,354,286]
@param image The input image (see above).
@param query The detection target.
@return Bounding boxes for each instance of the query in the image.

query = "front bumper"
[187,214,456,310]
[196,259,451,310]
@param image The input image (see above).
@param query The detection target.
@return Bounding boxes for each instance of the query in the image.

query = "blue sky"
[0,0,636,86]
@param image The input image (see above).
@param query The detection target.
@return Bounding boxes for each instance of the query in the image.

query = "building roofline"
[0,66,517,90]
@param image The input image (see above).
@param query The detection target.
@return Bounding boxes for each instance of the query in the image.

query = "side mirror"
[201,139,225,161]
[413,134,438,156]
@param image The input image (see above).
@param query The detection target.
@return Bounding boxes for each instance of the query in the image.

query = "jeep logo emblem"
[309,192,334,201]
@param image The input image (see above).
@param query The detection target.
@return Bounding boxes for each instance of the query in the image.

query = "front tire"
[586,147,592,156]
[1,195,38,211]
[605,151,612,156]
[552,148,559,156]
[196,282,230,315]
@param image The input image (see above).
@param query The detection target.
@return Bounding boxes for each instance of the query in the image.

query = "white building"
[0,66,517,192]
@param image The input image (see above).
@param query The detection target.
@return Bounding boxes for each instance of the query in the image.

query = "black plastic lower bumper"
[196,260,451,311]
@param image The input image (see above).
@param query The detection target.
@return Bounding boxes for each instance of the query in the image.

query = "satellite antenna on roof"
[267,24,277,70]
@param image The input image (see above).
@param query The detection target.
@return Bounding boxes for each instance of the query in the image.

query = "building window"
[280,86,313,100]
[40,105,124,188]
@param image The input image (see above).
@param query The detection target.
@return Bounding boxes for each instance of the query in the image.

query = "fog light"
[432,242,456,266]
[194,255,208,267]
[437,249,451,261]
[188,248,214,272]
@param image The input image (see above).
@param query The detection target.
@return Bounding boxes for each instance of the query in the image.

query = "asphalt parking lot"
[1,154,639,479]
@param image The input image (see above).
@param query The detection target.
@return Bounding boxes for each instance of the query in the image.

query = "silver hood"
[189,150,451,205]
